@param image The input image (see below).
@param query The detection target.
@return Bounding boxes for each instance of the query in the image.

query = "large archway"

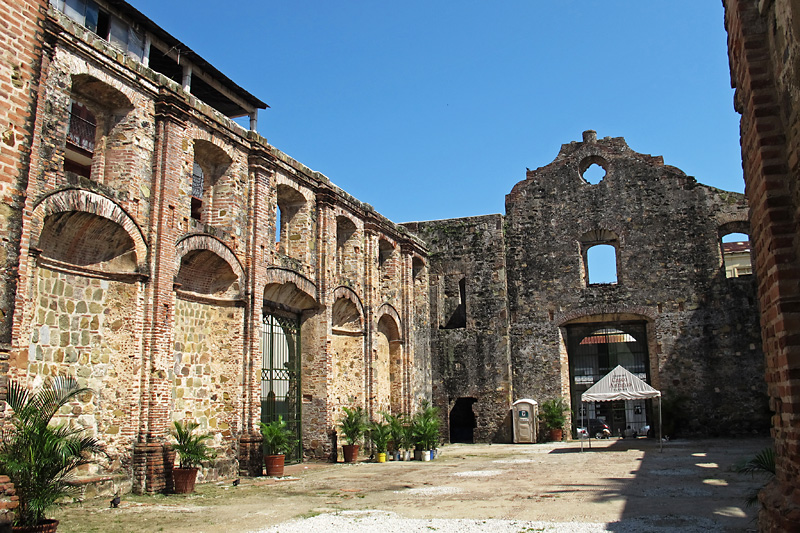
[564,320,653,437]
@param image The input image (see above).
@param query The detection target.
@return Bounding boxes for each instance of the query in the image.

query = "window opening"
[721,232,752,278]
[583,163,606,184]
[52,0,144,60]
[191,162,204,221]
[586,244,617,284]
[441,276,466,329]
[65,100,96,178]
[261,313,302,463]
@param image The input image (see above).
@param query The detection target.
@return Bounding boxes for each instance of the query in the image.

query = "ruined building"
[407,130,768,443]
[0,0,773,501]
[0,0,430,493]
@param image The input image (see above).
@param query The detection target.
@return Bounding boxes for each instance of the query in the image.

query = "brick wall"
[0,0,47,398]
[723,0,800,529]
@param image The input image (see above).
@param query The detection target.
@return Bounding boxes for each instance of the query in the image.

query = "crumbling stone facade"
[409,131,768,443]
[724,0,800,529]
[0,0,429,493]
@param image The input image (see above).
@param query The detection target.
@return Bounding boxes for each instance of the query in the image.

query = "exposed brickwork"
[723,0,800,529]
[1,0,429,494]
[0,0,47,400]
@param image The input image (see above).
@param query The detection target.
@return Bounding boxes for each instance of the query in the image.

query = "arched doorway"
[566,322,652,437]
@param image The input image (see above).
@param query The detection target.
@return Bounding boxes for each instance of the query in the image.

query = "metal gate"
[261,312,302,462]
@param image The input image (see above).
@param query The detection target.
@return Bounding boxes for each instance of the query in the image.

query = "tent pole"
[658,396,663,453]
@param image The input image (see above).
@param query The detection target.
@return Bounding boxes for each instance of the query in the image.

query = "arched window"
[721,232,752,278]
[586,244,618,284]
[579,229,619,286]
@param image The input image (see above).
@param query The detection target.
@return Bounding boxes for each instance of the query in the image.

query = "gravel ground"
[254,509,740,533]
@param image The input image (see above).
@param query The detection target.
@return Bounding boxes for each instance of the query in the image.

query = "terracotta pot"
[549,428,563,442]
[342,444,359,463]
[172,467,199,494]
[265,454,285,477]
[13,519,59,533]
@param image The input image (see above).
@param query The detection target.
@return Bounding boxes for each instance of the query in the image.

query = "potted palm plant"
[338,406,368,463]
[259,416,296,477]
[0,377,103,532]
[383,412,406,461]
[171,420,215,493]
[369,419,392,463]
[411,401,440,461]
[539,397,568,442]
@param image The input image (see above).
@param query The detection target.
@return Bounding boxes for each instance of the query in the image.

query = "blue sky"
[131,1,741,224]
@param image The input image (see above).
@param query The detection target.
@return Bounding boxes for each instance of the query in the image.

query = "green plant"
[338,406,368,446]
[732,447,775,507]
[260,416,296,456]
[539,397,568,431]
[369,419,392,454]
[171,420,216,468]
[0,376,104,528]
[411,401,441,450]
[383,412,408,452]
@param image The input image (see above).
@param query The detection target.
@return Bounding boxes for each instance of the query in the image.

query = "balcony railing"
[67,111,96,153]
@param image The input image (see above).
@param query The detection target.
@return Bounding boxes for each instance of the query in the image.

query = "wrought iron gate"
[261,313,302,462]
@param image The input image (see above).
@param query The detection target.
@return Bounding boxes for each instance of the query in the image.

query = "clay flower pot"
[12,520,59,533]
[342,444,359,463]
[265,454,285,477]
[172,467,199,494]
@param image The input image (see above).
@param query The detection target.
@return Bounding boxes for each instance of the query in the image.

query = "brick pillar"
[238,149,275,474]
[131,92,190,493]
[364,220,379,420]
[237,433,264,477]
[723,0,800,530]
[315,190,336,459]
[400,242,415,414]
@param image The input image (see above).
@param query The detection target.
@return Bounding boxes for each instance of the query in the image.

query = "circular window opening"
[582,163,606,184]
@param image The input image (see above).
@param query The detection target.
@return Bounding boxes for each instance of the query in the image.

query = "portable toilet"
[512,399,538,443]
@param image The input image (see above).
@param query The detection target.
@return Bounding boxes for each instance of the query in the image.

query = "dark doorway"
[450,397,477,443]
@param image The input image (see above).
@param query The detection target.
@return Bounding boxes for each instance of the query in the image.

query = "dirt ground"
[53,437,770,532]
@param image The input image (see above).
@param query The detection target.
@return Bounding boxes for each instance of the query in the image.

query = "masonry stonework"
[0,0,429,494]
[408,133,768,444]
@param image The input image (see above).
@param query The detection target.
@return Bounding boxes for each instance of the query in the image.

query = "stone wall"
[410,133,768,443]
[406,215,512,442]
[723,0,800,529]
[2,0,430,493]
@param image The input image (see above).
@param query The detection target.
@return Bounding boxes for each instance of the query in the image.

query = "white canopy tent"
[580,365,662,451]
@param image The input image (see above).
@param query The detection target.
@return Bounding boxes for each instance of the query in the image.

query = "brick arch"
[263,267,318,311]
[555,306,657,327]
[332,286,364,332]
[31,189,147,271]
[175,234,244,283]
[376,303,402,339]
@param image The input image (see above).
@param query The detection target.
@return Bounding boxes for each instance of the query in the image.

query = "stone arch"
[376,303,403,334]
[31,189,147,272]
[717,219,753,278]
[263,268,318,312]
[190,139,233,222]
[376,305,404,415]
[275,182,311,259]
[175,235,244,298]
[332,286,364,333]
[67,74,135,181]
